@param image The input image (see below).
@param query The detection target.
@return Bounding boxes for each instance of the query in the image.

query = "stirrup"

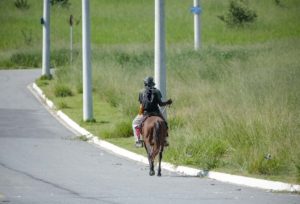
[135,140,143,148]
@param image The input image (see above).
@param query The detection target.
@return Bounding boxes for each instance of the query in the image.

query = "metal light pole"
[154,0,166,100]
[154,0,167,118]
[82,0,93,121]
[42,0,50,76]
[192,0,201,50]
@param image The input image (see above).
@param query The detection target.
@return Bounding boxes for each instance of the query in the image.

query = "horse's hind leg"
[149,160,155,176]
[157,147,164,177]
[145,143,155,176]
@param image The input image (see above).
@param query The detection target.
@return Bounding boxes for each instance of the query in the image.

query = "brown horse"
[141,116,167,176]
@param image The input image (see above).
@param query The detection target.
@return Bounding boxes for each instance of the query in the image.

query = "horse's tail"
[149,121,161,161]
[154,121,160,144]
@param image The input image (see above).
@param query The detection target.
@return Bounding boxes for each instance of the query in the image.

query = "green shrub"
[35,79,49,87]
[178,137,228,170]
[218,0,257,26]
[39,74,53,80]
[35,75,52,87]
[274,0,284,7]
[14,0,30,10]
[248,155,281,175]
[57,101,70,109]
[54,84,73,97]
[8,49,71,68]
[10,52,41,68]
[103,120,132,139]
[201,140,228,170]
[84,118,96,123]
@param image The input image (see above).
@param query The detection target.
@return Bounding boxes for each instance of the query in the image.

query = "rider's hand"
[167,99,172,105]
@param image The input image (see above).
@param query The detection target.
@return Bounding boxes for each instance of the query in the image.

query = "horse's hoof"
[157,172,161,177]
[149,171,155,176]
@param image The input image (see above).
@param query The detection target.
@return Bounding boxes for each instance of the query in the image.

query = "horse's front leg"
[157,147,164,177]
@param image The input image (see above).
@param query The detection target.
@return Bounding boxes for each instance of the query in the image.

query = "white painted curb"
[30,83,300,193]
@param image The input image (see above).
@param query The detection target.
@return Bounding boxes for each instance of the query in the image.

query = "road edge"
[29,82,300,193]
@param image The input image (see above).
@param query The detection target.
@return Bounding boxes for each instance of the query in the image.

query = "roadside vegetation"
[1,0,300,184]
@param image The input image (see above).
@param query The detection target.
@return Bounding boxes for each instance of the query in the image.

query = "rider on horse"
[132,76,172,148]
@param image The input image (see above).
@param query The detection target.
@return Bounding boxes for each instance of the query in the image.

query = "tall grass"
[164,40,300,179]
[50,39,300,182]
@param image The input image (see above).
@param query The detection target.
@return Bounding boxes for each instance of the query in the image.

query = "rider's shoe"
[135,140,143,148]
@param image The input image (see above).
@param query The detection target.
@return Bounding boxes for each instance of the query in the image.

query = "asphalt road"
[0,69,299,204]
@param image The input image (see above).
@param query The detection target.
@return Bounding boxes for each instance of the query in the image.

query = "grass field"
[1,0,300,184]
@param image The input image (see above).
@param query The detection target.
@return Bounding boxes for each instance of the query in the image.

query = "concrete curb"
[30,83,300,193]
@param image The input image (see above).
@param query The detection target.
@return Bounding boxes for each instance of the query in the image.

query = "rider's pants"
[132,114,143,142]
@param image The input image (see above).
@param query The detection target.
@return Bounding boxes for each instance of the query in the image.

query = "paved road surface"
[0,69,299,204]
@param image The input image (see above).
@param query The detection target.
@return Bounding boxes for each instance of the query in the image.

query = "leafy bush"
[102,120,133,139]
[84,118,96,123]
[39,74,53,81]
[35,75,52,87]
[35,79,49,87]
[274,0,284,7]
[14,0,30,10]
[248,155,282,175]
[10,52,41,68]
[7,49,71,69]
[57,101,70,109]
[54,84,73,97]
[178,137,228,170]
[218,0,257,26]
[201,140,228,170]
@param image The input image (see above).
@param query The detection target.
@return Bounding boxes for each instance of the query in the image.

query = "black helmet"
[144,76,155,87]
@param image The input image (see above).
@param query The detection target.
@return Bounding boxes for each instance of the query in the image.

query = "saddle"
[139,112,168,135]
